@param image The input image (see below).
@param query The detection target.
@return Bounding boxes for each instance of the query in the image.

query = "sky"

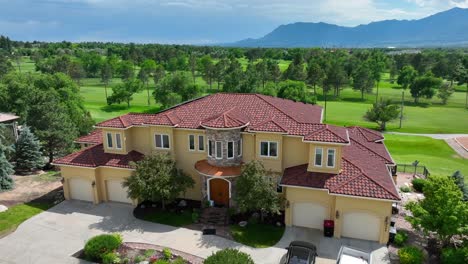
[0,0,467,44]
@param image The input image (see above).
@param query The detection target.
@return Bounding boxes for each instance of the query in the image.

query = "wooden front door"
[209,178,229,207]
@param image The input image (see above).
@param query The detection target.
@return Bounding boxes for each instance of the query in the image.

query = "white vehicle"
[336,246,372,264]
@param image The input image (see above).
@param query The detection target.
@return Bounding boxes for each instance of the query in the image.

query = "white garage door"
[69,178,93,202]
[342,212,380,241]
[293,202,327,230]
[106,180,132,204]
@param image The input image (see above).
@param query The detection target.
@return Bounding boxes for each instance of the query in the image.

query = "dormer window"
[327,149,336,168]
[106,132,113,148]
[314,148,323,167]
[115,134,122,149]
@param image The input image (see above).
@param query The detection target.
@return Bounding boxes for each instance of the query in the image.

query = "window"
[106,133,113,148]
[115,134,122,149]
[198,135,205,151]
[227,141,234,159]
[155,134,170,149]
[188,135,195,151]
[237,139,242,156]
[314,148,323,167]
[327,149,336,167]
[208,140,214,157]
[260,141,278,157]
[215,141,223,159]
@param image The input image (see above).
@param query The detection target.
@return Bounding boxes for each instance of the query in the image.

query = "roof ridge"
[325,125,349,142]
[118,115,127,127]
[341,156,399,200]
[350,138,392,163]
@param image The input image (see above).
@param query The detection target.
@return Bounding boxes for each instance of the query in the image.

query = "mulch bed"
[230,210,285,226]
[134,199,201,219]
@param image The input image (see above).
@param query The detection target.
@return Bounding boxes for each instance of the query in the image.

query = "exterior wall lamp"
[91,181,96,187]
[335,210,340,219]
[285,200,290,208]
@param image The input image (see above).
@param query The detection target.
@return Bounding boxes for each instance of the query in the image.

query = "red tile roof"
[75,129,103,144]
[94,93,341,143]
[281,129,399,201]
[53,144,144,169]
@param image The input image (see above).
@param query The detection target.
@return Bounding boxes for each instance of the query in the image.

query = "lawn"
[0,202,54,236]
[384,134,468,179]
[230,223,285,248]
[141,210,193,227]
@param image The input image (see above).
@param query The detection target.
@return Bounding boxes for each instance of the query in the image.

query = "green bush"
[204,249,254,264]
[191,211,199,223]
[400,186,411,193]
[84,233,123,261]
[163,248,172,260]
[394,231,409,247]
[411,178,426,193]
[134,255,144,263]
[153,260,170,264]
[172,257,187,264]
[398,246,424,264]
[102,252,121,264]
[441,246,468,264]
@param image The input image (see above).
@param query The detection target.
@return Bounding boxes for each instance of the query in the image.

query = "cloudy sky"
[0,0,467,44]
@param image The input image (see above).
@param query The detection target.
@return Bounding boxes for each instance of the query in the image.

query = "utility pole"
[399,91,404,129]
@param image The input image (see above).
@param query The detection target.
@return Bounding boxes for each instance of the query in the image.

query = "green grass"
[34,171,62,182]
[0,202,54,236]
[385,134,468,179]
[141,210,193,227]
[230,223,285,248]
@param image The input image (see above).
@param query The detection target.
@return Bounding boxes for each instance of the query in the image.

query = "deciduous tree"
[410,72,442,103]
[107,78,144,108]
[123,152,194,210]
[352,63,374,100]
[397,65,418,90]
[364,99,400,131]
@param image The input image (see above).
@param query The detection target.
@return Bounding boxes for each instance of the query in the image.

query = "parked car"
[336,246,372,264]
[282,241,318,264]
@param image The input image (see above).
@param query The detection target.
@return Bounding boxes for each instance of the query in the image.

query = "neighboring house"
[0,113,20,142]
[54,93,400,244]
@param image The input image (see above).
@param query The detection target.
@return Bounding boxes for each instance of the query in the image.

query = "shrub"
[144,249,155,258]
[398,246,424,264]
[134,255,145,263]
[412,178,426,193]
[394,231,409,247]
[153,260,170,264]
[204,248,254,264]
[84,233,123,261]
[441,246,468,264]
[172,257,187,264]
[400,186,411,193]
[163,248,172,260]
[102,252,121,264]
[191,211,199,223]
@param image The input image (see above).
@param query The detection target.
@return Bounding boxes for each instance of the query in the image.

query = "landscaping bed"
[134,199,201,227]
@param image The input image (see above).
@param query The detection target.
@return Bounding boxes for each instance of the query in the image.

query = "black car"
[282,241,318,264]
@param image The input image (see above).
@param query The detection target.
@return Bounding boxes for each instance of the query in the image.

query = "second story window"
[237,139,242,156]
[327,149,336,168]
[227,141,234,159]
[106,132,113,148]
[188,135,195,151]
[215,141,223,159]
[115,134,122,149]
[315,148,323,167]
[260,141,278,157]
[198,135,205,151]
[208,140,214,157]
[155,134,170,149]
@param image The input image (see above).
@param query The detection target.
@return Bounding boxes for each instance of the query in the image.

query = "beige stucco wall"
[282,136,309,168]
[102,128,129,155]
[284,185,393,244]
[255,132,283,172]
[128,126,151,154]
[307,143,343,174]
[241,133,255,163]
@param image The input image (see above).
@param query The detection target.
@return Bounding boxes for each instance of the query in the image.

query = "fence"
[396,164,430,178]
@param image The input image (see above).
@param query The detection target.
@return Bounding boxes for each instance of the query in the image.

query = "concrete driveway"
[0,201,389,264]
[0,201,286,264]
[276,227,390,264]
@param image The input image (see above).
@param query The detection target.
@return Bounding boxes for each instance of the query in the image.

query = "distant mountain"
[229,8,468,48]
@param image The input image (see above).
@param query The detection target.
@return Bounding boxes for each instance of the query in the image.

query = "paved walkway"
[0,201,390,264]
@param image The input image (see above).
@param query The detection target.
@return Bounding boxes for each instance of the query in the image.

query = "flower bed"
[134,199,202,227]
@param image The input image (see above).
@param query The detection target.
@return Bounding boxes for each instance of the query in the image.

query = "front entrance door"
[209,178,229,207]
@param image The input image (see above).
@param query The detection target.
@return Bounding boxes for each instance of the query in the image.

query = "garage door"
[69,178,93,202]
[342,212,380,241]
[106,180,132,204]
[293,202,327,230]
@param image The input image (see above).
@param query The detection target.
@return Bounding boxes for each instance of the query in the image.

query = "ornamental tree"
[364,99,400,131]
[123,152,194,210]
[235,160,281,222]
[405,176,468,247]
[14,125,44,174]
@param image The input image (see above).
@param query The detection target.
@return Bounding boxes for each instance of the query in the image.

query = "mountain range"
[229,8,468,48]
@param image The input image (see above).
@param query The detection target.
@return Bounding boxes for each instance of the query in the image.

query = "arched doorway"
[209,178,230,207]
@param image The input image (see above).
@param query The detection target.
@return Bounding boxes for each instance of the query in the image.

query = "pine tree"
[452,171,468,201]
[14,126,44,174]
[0,130,14,191]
